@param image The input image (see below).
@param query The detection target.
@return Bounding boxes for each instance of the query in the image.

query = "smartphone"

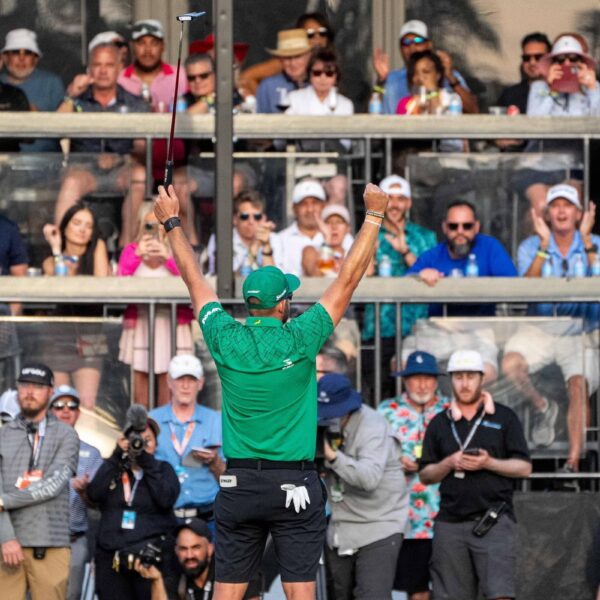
[551,66,580,94]
[144,222,159,239]
[193,444,221,453]
[463,447,481,456]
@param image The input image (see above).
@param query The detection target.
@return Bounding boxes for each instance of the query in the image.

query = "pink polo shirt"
[118,62,187,110]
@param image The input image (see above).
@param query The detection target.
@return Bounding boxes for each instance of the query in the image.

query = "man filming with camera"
[419,350,531,600]
[87,407,180,600]
[318,373,408,599]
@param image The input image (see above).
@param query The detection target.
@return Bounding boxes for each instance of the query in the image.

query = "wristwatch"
[585,244,598,254]
[163,217,182,233]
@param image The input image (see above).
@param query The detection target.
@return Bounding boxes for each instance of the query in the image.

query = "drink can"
[507,105,520,116]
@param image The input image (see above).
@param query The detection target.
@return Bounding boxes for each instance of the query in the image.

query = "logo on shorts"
[220,475,237,488]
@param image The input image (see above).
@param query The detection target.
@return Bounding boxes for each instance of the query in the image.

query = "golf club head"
[177,11,206,22]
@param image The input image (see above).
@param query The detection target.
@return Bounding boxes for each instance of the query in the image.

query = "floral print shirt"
[378,393,449,539]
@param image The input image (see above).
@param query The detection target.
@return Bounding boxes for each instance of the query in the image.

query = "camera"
[472,502,507,537]
[124,405,149,458]
[315,418,343,466]
[137,541,163,568]
[127,430,147,457]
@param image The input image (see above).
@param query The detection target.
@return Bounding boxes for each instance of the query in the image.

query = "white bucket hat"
[2,28,42,57]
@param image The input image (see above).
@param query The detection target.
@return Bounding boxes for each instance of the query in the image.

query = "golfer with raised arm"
[154,182,388,600]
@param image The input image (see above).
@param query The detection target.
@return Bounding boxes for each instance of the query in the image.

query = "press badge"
[121,510,137,530]
[15,470,43,490]
[330,479,344,503]
[175,465,187,483]
[413,443,423,460]
[454,470,465,479]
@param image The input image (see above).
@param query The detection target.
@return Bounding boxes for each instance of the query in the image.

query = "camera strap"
[122,470,143,506]
[169,421,196,457]
[448,408,485,452]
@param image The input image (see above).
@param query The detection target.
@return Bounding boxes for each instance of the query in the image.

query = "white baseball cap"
[168,354,204,380]
[292,180,326,204]
[131,19,164,41]
[399,20,428,40]
[379,175,411,198]
[447,350,485,374]
[2,28,42,56]
[546,183,582,209]
[321,204,351,224]
[89,31,126,54]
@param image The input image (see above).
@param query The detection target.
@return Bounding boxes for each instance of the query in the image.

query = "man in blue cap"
[379,351,449,600]
[153,181,389,600]
[318,373,407,600]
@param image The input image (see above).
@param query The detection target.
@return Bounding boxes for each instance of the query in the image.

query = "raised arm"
[319,183,388,326]
[154,185,217,318]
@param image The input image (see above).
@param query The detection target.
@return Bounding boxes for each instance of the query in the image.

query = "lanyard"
[449,408,485,451]
[122,471,143,506]
[170,421,196,457]
[27,419,46,472]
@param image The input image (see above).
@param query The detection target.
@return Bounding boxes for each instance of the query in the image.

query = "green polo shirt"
[199,301,334,460]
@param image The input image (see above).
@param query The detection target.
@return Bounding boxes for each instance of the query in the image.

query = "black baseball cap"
[174,517,212,542]
[17,363,54,387]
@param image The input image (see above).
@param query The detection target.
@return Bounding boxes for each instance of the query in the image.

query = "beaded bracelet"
[366,209,385,219]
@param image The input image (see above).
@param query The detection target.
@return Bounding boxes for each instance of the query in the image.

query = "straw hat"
[267,29,311,58]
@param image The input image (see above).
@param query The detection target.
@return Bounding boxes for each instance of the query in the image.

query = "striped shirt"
[70,439,103,534]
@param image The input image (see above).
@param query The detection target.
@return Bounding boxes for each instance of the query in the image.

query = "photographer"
[87,414,180,600]
[136,517,214,600]
[318,374,408,600]
[419,350,531,600]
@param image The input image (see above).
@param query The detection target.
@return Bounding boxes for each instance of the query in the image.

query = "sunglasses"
[51,400,79,410]
[187,71,213,82]
[447,222,475,231]
[311,68,336,78]
[132,23,162,35]
[401,36,427,47]
[5,49,37,57]
[238,212,263,221]
[552,54,582,64]
[306,27,329,39]
[521,53,545,63]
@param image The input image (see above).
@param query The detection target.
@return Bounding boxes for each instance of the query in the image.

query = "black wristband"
[585,244,598,254]
[163,216,182,233]
[449,80,460,88]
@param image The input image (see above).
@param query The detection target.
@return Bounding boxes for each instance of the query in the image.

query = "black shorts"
[214,466,326,583]
[393,538,432,594]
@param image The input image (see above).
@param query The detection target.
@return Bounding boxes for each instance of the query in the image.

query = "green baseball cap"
[242,266,301,309]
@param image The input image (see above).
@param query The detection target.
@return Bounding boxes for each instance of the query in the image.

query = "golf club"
[163,11,206,187]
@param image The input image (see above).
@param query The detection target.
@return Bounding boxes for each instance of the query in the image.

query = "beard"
[448,237,474,259]
[453,383,483,405]
[407,390,434,406]
[134,58,161,73]
[182,558,209,579]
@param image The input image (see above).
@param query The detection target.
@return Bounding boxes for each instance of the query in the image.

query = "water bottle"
[541,257,553,278]
[176,97,188,113]
[240,254,253,278]
[447,92,463,115]
[368,91,383,114]
[141,83,152,105]
[573,254,586,278]
[592,254,600,277]
[465,253,479,277]
[378,254,392,277]
[54,255,68,276]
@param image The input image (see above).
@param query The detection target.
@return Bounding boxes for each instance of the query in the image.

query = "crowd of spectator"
[0,9,599,599]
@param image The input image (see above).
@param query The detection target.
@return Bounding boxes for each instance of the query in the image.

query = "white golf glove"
[281,484,310,513]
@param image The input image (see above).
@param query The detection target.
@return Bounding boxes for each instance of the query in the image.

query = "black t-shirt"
[420,402,530,522]
[0,82,30,152]
[164,560,215,600]
[497,80,530,115]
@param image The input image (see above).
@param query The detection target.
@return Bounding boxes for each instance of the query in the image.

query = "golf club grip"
[163,160,174,187]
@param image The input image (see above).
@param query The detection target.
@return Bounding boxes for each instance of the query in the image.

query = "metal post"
[215,0,234,298]
[583,136,590,208]
[374,301,381,406]
[148,302,156,408]
[395,302,403,397]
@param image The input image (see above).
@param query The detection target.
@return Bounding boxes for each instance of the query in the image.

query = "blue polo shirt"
[518,232,600,331]
[150,403,222,508]
[257,72,304,114]
[0,215,28,275]
[407,234,517,316]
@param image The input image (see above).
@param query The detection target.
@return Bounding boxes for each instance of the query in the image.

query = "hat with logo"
[0,389,19,423]
[168,354,204,380]
[447,350,485,374]
[539,35,597,75]
[317,374,362,423]
[379,175,411,198]
[321,204,351,224]
[292,179,326,204]
[243,266,300,310]
[2,28,42,56]
[267,28,311,58]
[399,20,428,40]
[189,33,250,64]
[174,517,212,542]
[545,183,582,210]
[88,31,127,54]
[131,19,164,41]
[50,385,81,407]
[17,363,54,387]
[394,351,442,377]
